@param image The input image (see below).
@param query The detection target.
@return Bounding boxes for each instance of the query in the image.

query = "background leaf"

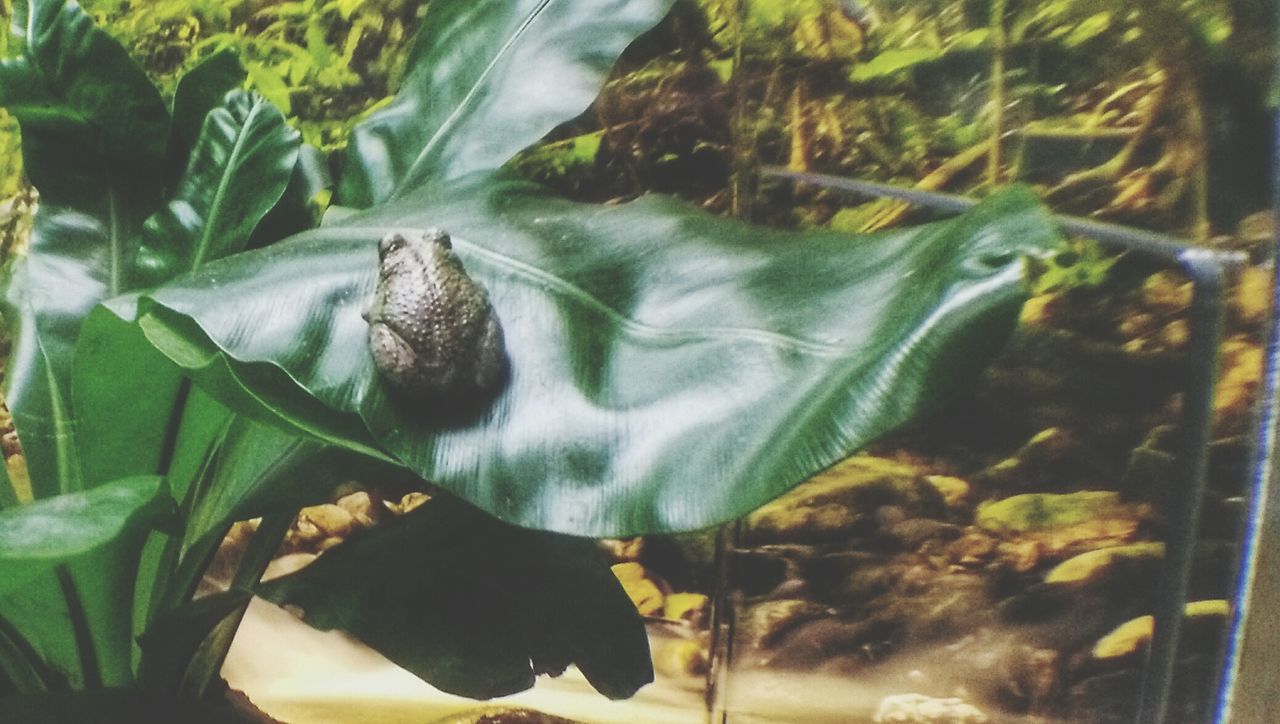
[135,175,1061,536]
[139,89,300,281]
[257,494,652,700]
[0,0,168,236]
[166,48,248,187]
[336,0,678,207]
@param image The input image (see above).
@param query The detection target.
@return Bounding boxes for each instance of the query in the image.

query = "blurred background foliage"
[0,0,1274,241]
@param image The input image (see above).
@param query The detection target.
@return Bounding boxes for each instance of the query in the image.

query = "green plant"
[0,0,1061,717]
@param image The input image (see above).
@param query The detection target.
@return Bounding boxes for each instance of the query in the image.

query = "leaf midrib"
[190,97,267,271]
[389,0,556,199]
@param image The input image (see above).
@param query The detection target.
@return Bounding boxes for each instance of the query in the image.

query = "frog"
[363,228,509,406]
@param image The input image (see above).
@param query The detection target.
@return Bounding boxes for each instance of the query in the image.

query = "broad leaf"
[0,0,168,238]
[0,0,170,495]
[3,207,111,495]
[134,175,1061,536]
[337,0,677,207]
[258,495,652,700]
[138,90,300,281]
[0,476,169,597]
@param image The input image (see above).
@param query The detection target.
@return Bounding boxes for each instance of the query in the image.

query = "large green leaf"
[138,90,300,281]
[257,495,651,700]
[0,0,168,243]
[0,0,170,496]
[134,174,1061,536]
[337,0,677,207]
[3,207,111,495]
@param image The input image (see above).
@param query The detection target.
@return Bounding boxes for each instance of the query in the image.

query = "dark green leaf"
[257,495,652,699]
[0,0,168,231]
[135,175,1061,536]
[248,142,331,248]
[0,477,173,686]
[168,49,248,185]
[139,90,300,281]
[337,0,677,207]
[136,589,251,692]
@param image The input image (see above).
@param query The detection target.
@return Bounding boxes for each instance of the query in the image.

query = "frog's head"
[377,229,453,264]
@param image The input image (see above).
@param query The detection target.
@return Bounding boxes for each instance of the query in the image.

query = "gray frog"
[364,229,508,405]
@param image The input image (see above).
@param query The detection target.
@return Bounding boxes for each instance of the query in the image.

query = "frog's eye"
[425,227,452,250]
[378,234,407,257]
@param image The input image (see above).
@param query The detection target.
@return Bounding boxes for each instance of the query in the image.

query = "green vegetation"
[0,0,1063,717]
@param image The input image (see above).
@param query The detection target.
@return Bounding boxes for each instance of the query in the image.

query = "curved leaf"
[3,207,111,495]
[0,0,169,496]
[0,476,169,597]
[167,49,248,185]
[136,175,1061,536]
[337,0,677,207]
[139,90,300,280]
[0,0,168,236]
[257,495,651,700]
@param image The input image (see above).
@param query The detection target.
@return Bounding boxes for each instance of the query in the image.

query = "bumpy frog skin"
[364,229,508,404]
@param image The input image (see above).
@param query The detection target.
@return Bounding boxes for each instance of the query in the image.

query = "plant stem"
[0,614,52,694]
[184,508,295,701]
[988,0,1007,185]
[54,565,101,690]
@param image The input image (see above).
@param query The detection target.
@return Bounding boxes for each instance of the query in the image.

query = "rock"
[1230,264,1272,327]
[652,637,708,678]
[262,552,317,582]
[599,537,645,563]
[737,599,830,651]
[1044,542,1164,585]
[426,707,582,724]
[395,491,431,514]
[975,492,1148,556]
[888,519,963,549]
[948,532,997,568]
[924,475,972,511]
[1091,599,1230,663]
[1140,270,1192,313]
[873,693,988,723]
[1214,336,1264,435]
[298,503,357,540]
[973,427,1080,490]
[745,455,945,544]
[663,592,710,625]
[335,491,384,528]
[611,562,667,616]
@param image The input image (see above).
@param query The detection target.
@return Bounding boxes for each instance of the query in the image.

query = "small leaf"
[257,495,652,699]
[139,90,300,279]
[0,476,170,597]
[167,49,248,185]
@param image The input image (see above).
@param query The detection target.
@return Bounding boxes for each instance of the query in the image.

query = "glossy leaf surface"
[136,175,1060,536]
[0,476,168,597]
[337,0,677,207]
[139,90,300,280]
[258,495,651,700]
[0,0,168,226]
